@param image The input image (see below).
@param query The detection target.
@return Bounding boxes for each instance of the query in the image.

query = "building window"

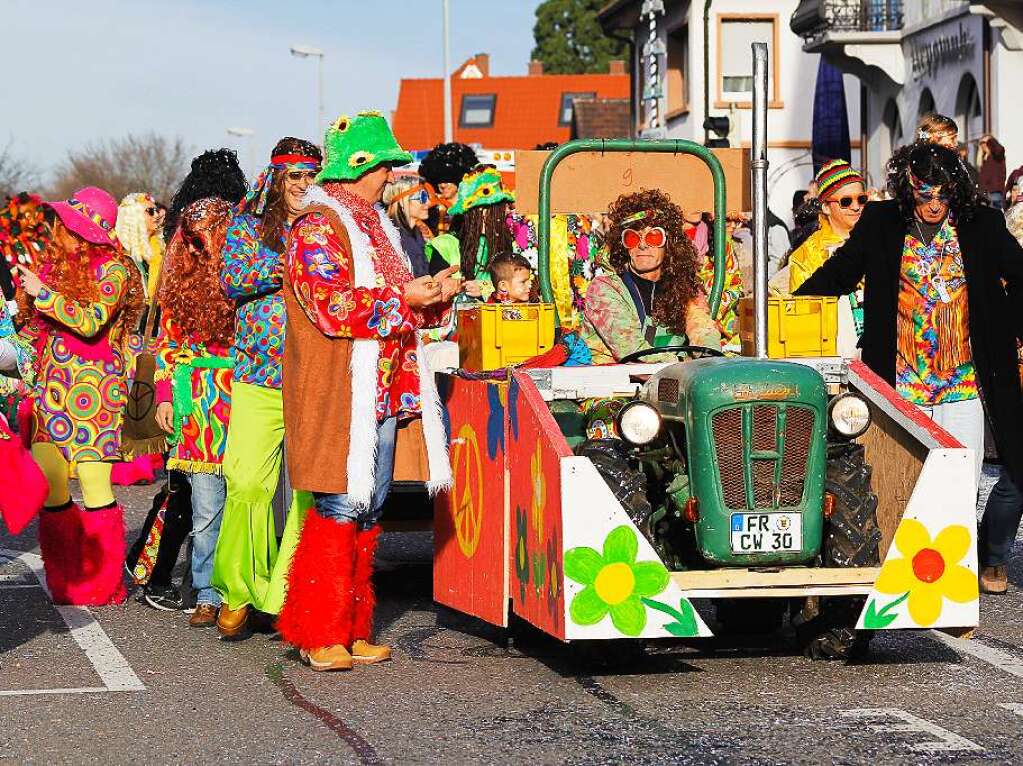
[955,73,982,143]
[882,98,903,161]
[716,15,780,107]
[460,94,496,128]
[666,25,688,115]
[559,92,596,127]
[918,88,935,120]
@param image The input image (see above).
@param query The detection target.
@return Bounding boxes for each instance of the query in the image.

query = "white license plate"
[729,512,802,554]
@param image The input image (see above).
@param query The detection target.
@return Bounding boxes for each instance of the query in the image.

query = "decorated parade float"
[430,46,979,660]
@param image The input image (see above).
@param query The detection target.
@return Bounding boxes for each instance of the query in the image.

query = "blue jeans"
[189,473,227,606]
[314,417,397,529]
[979,466,1023,567]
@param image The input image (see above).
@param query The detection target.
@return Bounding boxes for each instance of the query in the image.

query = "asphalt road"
[3,466,1023,766]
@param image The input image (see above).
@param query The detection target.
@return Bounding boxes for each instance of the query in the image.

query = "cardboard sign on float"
[514,148,751,215]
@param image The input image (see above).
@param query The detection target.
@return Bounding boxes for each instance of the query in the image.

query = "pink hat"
[46,186,119,246]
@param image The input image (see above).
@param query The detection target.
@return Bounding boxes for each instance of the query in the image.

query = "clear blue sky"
[1,0,541,179]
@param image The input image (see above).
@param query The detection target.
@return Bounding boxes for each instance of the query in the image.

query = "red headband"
[270,153,321,166]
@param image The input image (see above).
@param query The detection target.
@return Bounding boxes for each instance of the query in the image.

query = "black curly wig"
[887,141,984,224]
[418,142,479,188]
[164,148,248,238]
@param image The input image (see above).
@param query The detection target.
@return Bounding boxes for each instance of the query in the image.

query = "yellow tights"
[30,442,115,509]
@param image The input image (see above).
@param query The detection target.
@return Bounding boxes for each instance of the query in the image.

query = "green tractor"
[535,135,881,659]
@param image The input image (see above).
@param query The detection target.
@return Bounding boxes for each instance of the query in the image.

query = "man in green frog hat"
[276,111,458,671]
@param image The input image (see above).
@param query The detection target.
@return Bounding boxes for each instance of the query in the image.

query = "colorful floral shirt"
[220,212,289,389]
[508,213,609,330]
[21,256,134,464]
[287,211,425,420]
[154,316,233,474]
[581,273,721,364]
[698,240,744,349]
[895,218,978,405]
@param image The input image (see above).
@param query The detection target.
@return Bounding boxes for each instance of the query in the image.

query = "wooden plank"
[432,375,509,627]
[671,566,880,591]
[679,585,875,598]
[859,403,928,558]
[514,148,751,215]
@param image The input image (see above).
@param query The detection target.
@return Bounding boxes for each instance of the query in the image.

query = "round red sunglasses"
[621,226,667,250]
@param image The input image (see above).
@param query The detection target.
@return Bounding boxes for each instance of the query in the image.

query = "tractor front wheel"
[798,442,882,661]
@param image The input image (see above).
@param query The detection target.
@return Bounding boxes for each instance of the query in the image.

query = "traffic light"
[704,116,730,148]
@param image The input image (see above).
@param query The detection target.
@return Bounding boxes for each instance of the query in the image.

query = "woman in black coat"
[795,143,1023,593]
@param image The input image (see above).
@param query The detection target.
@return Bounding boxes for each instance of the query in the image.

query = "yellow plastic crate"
[458,303,556,371]
[738,296,838,358]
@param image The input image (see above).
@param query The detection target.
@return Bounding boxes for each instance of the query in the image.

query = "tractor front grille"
[658,378,680,405]
[711,404,816,510]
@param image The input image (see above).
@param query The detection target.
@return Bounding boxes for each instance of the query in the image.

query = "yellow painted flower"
[348,150,375,168]
[357,109,383,118]
[530,440,546,544]
[873,519,977,626]
[331,115,351,133]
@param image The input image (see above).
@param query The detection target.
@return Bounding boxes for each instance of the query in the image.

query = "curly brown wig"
[18,217,144,342]
[159,198,235,347]
[605,188,703,337]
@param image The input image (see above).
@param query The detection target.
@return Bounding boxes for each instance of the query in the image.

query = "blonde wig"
[116,192,161,272]
[383,175,424,232]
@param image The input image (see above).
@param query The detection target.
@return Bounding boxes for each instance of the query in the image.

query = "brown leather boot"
[217,603,251,638]
[188,603,218,628]
[300,645,354,672]
[351,639,391,664]
[980,565,1008,594]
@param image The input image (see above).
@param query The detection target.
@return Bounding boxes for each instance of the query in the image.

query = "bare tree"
[51,133,192,204]
[0,141,40,199]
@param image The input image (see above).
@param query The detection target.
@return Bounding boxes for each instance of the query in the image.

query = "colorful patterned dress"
[22,254,133,465]
[895,219,978,405]
[698,240,744,348]
[153,317,233,474]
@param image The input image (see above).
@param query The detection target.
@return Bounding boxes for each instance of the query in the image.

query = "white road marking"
[0,548,144,695]
[840,708,983,753]
[0,687,111,697]
[930,630,1023,679]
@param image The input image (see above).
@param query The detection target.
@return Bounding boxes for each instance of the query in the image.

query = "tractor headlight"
[829,393,871,438]
[617,401,662,446]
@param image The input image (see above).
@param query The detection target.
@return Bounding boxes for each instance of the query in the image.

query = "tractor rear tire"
[574,438,652,527]
[799,442,881,661]
[823,443,882,568]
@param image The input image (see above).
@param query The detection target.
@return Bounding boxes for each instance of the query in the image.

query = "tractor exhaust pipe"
[751,42,770,359]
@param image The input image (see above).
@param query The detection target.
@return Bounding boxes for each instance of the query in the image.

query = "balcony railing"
[791,0,904,40]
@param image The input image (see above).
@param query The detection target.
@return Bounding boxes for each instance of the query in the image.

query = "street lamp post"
[442,0,452,142]
[290,44,325,140]
[226,127,255,180]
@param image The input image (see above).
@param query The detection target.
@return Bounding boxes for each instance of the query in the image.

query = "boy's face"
[500,268,533,302]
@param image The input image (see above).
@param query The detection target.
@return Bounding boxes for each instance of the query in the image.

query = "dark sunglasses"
[831,194,869,209]
[285,170,318,182]
[914,191,952,204]
[145,207,158,216]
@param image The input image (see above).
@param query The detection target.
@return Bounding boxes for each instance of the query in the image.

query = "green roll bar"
[536,139,727,326]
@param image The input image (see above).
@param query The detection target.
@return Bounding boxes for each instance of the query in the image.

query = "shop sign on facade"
[909,22,977,81]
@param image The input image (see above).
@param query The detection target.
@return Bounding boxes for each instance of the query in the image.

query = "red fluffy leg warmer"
[69,503,127,606]
[38,502,82,604]
[352,525,381,642]
[277,512,357,651]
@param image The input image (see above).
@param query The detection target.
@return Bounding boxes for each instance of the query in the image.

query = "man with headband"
[796,142,1023,595]
[212,137,323,638]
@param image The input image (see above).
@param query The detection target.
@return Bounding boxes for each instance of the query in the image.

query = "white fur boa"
[301,186,452,507]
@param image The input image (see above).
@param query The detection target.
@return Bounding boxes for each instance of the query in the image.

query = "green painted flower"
[564,525,670,636]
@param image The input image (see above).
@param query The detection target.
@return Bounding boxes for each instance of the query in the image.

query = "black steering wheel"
[618,344,725,364]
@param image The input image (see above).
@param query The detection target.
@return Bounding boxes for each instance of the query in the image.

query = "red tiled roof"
[393,67,630,151]
[571,98,631,139]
